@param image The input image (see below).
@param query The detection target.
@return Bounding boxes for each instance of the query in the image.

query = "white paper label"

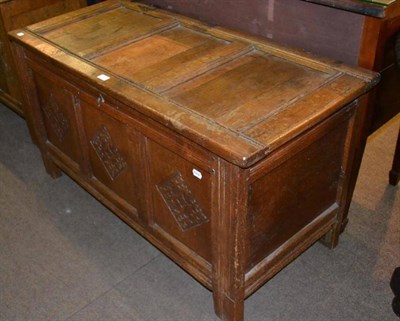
[97,74,110,81]
[192,169,202,180]
[17,32,25,37]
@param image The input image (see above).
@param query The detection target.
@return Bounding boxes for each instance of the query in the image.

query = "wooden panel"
[370,29,400,131]
[247,121,347,271]
[303,0,388,18]
[80,96,144,217]
[93,26,251,93]
[167,51,331,130]
[373,62,400,130]
[34,71,81,167]
[244,75,366,150]
[0,0,86,31]
[147,139,213,263]
[41,7,176,58]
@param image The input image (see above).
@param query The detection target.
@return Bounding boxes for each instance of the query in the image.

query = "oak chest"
[10,1,378,320]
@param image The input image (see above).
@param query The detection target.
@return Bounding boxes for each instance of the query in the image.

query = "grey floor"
[0,102,399,321]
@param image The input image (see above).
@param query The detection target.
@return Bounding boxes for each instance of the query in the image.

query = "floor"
[0,103,399,321]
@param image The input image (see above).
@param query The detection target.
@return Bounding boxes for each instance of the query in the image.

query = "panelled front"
[27,56,217,266]
[33,70,82,169]
[80,96,144,218]
[28,61,216,263]
[146,138,214,264]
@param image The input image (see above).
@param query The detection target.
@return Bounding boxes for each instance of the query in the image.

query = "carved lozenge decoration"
[157,171,209,231]
[90,125,127,181]
[42,93,70,143]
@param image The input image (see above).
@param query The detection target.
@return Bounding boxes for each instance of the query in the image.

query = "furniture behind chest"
[302,0,400,133]
[9,1,378,320]
[0,0,87,116]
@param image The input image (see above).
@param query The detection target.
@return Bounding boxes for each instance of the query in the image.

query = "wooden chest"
[9,1,378,320]
[0,0,87,116]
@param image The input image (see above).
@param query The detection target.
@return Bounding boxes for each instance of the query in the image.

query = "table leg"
[390,33,400,186]
[389,127,400,186]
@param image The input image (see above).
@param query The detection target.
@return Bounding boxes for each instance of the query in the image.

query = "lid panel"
[166,51,332,130]
[93,26,251,93]
[245,74,366,149]
[216,71,333,131]
[40,7,176,58]
[92,33,191,78]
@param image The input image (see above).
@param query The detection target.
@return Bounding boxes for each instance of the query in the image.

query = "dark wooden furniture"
[309,1,400,189]
[302,0,400,132]
[390,32,400,186]
[389,129,400,185]
[10,1,378,320]
[0,0,87,116]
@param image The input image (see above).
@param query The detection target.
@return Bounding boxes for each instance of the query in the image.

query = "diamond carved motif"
[157,171,209,231]
[42,93,70,143]
[90,125,127,181]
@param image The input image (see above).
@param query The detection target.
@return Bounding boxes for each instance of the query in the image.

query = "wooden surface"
[10,1,378,320]
[389,128,400,185]
[389,34,400,186]
[0,0,86,116]
[359,6,400,130]
[303,0,398,18]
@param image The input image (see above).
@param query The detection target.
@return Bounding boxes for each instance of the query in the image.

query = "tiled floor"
[0,103,399,321]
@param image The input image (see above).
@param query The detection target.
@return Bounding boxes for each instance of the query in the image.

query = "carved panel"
[90,125,127,181]
[157,171,209,231]
[42,92,70,143]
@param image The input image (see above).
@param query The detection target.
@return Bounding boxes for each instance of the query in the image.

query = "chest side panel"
[245,103,355,277]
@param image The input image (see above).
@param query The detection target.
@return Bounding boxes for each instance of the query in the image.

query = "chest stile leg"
[11,42,61,178]
[212,159,249,321]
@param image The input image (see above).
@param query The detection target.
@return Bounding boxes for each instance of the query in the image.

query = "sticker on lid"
[192,168,202,180]
[16,32,25,37]
[97,74,110,81]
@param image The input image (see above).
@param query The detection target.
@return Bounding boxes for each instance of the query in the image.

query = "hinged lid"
[10,0,379,167]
